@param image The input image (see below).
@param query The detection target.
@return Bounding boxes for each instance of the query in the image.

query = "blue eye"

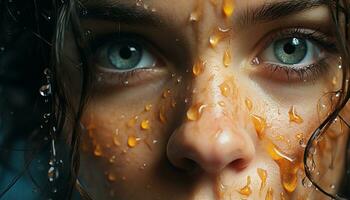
[274,38,307,65]
[260,37,323,67]
[108,42,142,70]
[95,38,156,72]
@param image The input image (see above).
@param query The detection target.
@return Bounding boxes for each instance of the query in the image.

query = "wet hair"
[0,0,349,199]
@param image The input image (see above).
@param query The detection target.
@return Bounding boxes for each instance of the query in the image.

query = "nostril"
[228,159,249,171]
[176,158,198,172]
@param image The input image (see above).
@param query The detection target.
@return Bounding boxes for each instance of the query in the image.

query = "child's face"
[63,0,348,199]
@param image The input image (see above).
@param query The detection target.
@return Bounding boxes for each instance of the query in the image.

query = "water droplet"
[107,172,117,182]
[288,106,304,124]
[162,89,171,98]
[48,166,59,182]
[94,145,103,156]
[39,84,52,96]
[192,59,205,76]
[219,81,231,97]
[187,103,206,121]
[265,187,273,200]
[302,177,313,188]
[222,0,235,17]
[145,104,152,111]
[141,119,150,130]
[266,141,300,193]
[189,3,202,22]
[109,155,117,163]
[218,101,226,107]
[238,176,252,196]
[257,168,267,193]
[251,57,260,65]
[245,98,253,111]
[223,50,231,68]
[251,114,266,139]
[330,184,335,189]
[113,135,121,146]
[127,136,138,148]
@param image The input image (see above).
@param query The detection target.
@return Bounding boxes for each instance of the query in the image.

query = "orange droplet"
[223,50,231,68]
[222,0,234,17]
[266,141,300,193]
[140,119,150,130]
[113,135,121,146]
[109,155,116,163]
[288,106,304,124]
[94,145,102,156]
[209,33,221,48]
[189,5,202,22]
[187,103,206,121]
[265,187,273,200]
[144,104,152,111]
[162,89,171,98]
[251,114,266,139]
[257,168,267,193]
[193,59,205,76]
[127,136,138,148]
[238,176,252,196]
[245,98,253,111]
[218,101,226,107]
[219,81,231,97]
[107,172,117,182]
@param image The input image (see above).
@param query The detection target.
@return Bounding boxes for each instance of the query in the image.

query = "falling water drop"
[141,119,150,130]
[187,103,206,121]
[39,84,52,97]
[222,0,235,17]
[238,176,252,196]
[223,50,231,68]
[289,106,304,124]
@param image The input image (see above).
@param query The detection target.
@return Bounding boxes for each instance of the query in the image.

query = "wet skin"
[61,0,349,199]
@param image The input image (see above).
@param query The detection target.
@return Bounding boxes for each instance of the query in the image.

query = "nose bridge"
[166,49,256,173]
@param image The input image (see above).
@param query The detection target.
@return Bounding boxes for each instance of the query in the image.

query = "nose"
[167,62,256,174]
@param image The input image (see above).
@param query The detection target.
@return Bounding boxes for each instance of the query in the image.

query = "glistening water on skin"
[60,0,349,199]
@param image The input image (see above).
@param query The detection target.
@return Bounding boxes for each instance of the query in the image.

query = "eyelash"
[257,28,337,82]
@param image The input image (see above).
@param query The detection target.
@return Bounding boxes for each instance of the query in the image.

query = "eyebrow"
[81,0,331,28]
[237,0,330,27]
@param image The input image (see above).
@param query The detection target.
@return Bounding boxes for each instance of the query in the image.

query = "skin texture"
[61,0,349,199]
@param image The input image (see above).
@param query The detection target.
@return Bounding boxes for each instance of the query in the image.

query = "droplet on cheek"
[109,155,117,163]
[140,119,151,130]
[223,50,231,68]
[107,172,117,182]
[238,176,252,196]
[187,103,206,121]
[189,1,202,22]
[127,136,138,148]
[222,0,235,17]
[266,141,300,193]
[251,114,266,139]
[265,187,273,200]
[245,98,253,111]
[193,59,205,76]
[94,145,103,157]
[162,89,171,98]
[144,104,153,111]
[219,81,231,97]
[288,106,304,124]
[257,168,267,193]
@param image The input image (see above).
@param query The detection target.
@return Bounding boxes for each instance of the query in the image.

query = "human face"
[63,0,348,199]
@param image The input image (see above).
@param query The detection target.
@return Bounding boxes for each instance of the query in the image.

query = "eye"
[93,37,156,72]
[260,37,323,67]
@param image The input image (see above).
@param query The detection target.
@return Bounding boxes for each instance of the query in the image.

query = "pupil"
[283,42,296,55]
[119,46,133,59]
